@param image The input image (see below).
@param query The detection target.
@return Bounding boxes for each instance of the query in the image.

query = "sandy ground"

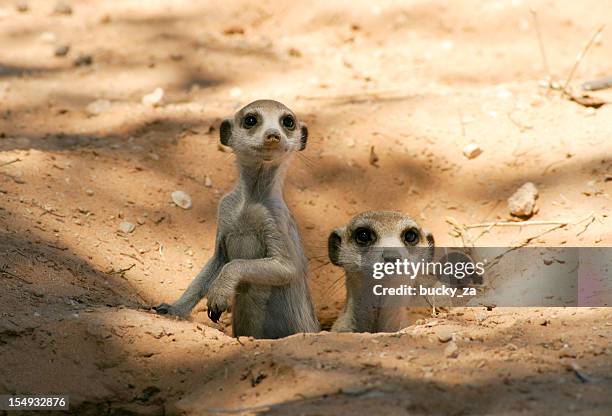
[0,0,611,414]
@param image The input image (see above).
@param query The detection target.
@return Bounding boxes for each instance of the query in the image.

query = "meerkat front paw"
[153,303,187,318]
[206,281,233,323]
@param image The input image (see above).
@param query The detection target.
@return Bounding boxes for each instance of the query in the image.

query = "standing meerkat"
[155,100,320,339]
[328,211,435,333]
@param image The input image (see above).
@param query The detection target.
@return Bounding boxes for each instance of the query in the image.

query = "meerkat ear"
[220,119,233,146]
[424,230,434,247]
[423,230,435,263]
[328,228,343,266]
[299,122,308,151]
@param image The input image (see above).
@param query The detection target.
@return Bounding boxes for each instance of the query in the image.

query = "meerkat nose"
[264,129,281,145]
[382,248,402,263]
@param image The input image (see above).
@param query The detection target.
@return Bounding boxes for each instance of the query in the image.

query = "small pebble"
[118,221,135,233]
[171,190,192,209]
[437,329,453,343]
[204,176,212,188]
[85,188,94,196]
[86,99,111,116]
[74,54,93,66]
[508,182,538,218]
[463,143,482,159]
[16,1,29,12]
[142,87,164,107]
[445,341,459,358]
[54,2,72,15]
[288,47,302,57]
[475,311,487,322]
[39,32,57,44]
[369,146,379,167]
[223,26,244,35]
[54,45,70,57]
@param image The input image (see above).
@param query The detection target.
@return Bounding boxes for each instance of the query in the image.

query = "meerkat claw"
[208,308,222,323]
[153,303,171,314]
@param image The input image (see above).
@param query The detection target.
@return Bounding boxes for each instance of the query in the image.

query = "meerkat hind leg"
[331,311,355,332]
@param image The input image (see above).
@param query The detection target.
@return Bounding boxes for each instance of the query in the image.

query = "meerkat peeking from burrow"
[328,211,435,333]
[155,100,320,339]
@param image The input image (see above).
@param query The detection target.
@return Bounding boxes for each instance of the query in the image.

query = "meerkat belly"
[225,233,265,260]
[231,267,313,338]
[225,206,317,337]
[233,284,305,338]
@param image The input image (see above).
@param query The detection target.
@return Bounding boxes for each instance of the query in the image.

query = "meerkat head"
[219,100,308,163]
[328,211,435,272]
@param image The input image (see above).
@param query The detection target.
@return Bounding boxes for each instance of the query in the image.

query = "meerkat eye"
[403,228,420,245]
[281,115,295,130]
[243,115,258,128]
[354,227,376,246]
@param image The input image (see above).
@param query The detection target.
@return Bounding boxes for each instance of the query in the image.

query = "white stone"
[463,143,482,159]
[39,32,57,43]
[437,329,453,343]
[119,221,135,233]
[445,341,459,358]
[508,182,538,218]
[171,190,192,209]
[142,87,164,107]
[86,99,111,116]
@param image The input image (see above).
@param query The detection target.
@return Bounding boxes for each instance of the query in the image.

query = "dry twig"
[107,263,136,275]
[466,212,594,230]
[466,219,568,229]
[562,25,606,94]
[0,158,21,168]
[576,214,596,237]
[530,8,552,83]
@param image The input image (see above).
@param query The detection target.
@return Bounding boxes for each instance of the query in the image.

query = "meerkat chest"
[224,204,276,260]
[225,234,264,260]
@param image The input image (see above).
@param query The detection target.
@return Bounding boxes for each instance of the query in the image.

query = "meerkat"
[155,100,320,339]
[328,211,435,333]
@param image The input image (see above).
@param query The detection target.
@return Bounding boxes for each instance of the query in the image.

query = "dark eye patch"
[354,227,376,246]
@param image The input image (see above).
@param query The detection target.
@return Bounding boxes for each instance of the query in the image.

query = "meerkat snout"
[382,248,402,263]
[263,128,282,146]
[220,100,308,162]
